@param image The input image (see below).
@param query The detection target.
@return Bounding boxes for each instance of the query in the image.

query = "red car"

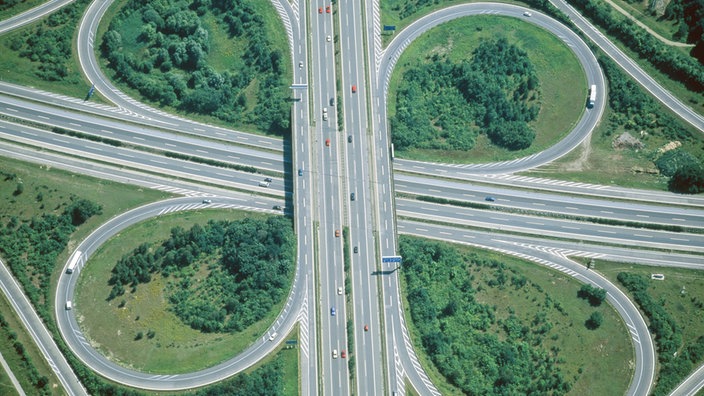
[351,85,357,93]
[318,7,322,13]
[326,5,331,13]
[325,138,331,147]
[341,350,347,358]
[364,324,368,332]
[335,229,340,237]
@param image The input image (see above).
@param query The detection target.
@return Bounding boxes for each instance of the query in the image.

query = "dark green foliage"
[664,0,704,62]
[577,284,607,306]
[617,272,690,395]
[573,0,704,91]
[66,198,103,226]
[109,217,295,333]
[0,0,24,11]
[585,311,603,329]
[392,38,540,152]
[134,331,143,341]
[101,0,290,134]
[655,149,701,177]
[668,162,704,193]
[193,357,284,395]
[13,182,23,196]
[400,237,571,395]
[11,0,91,81]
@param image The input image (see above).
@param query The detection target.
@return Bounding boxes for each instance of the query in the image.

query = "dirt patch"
[558,133,593,172]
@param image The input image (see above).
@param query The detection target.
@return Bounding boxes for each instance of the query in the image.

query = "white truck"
[588,84,596,108]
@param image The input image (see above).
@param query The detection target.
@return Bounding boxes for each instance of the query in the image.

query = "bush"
[585,312,603,329]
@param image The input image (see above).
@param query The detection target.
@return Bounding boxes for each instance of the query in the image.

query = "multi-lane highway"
[1,0,704,395]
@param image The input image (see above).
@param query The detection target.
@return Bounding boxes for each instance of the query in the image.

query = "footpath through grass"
[388,15,585,164]
[75,209,290,373]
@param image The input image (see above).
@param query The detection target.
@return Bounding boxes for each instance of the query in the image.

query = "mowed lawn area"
[75,209,292,373]
[387,15,585,163]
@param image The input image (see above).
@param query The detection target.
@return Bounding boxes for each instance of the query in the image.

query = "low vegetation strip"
[413,195,697,233]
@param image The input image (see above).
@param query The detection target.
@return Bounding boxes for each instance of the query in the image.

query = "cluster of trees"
[601,57,704,194]
[571,0,704,92]
[577,284,607,306]
[664,0,704,62]
[7,0,90,81]
[101,0,290,134]
[399,237,572,395]
[0,313,52,394]
[194,356,284,395]
[109,217,295,333]
[655,149,704,194]
[616,272,704,395]
[1,190,101,322]
[392,38,540,153]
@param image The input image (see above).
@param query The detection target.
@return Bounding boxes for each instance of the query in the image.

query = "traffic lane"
[395,199,704,252]
[0,94,284,151]
[0,123,287,195]
[394,176,704,228]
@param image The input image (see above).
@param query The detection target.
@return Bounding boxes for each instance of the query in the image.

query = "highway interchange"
[0,0,703,395]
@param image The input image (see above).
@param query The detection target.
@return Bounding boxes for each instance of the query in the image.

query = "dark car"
[298,168,303,176]
[350,192,355,201]
[348,135,352,143]
[330,97,335,106]
[273,205,282,210]
[331,307,336,316]
[264,177,273,183]
[353,246,358,254]
[485,196,496,202]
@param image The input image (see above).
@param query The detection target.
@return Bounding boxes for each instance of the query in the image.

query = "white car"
[337,286,343,295]
[523,11,532,17]
[269,332,277,341]
[332,349,338,359]
[326,35,331,42]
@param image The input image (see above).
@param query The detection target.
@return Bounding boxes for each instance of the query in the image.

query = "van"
[259,181,270,188]
[65,301,72,310]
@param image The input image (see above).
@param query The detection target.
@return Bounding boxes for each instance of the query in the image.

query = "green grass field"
[388,15,585,163]
[400,242,632,395]
[74,209,292,373]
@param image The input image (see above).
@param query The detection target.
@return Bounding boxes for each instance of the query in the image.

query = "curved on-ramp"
[377,3,606,175]
[55,197,304,390]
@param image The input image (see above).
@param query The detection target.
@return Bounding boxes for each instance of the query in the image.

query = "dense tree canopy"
[108,216,295,333]
[391,38,540,153]
[101,0,290,134]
